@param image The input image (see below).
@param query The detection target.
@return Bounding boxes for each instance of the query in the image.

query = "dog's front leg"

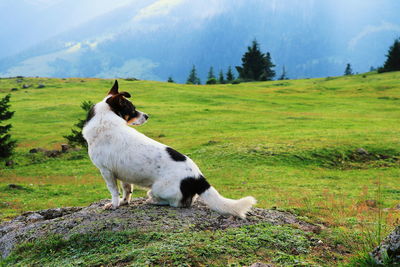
[100,169,120,210]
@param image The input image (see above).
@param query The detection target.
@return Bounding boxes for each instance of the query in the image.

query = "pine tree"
[207,67,216,80]
[344,63,353,76]
[226,66,235,82]
[278,66,288,80]
[206,66,217,84]
[218,70,225,84]
[379,38,400,73]
[167,76,175,83]
[186,65,201,85]
[0,94,16,159]
[64,100,94,148]
[236,39,275,81]
[262,52,276,81]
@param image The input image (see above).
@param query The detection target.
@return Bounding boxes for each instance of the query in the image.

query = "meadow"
[0,72,399,265]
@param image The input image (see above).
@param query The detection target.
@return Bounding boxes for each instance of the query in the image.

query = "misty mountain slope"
[1,0,400,81]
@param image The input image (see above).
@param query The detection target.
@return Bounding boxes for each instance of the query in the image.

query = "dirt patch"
[0,198,320,258]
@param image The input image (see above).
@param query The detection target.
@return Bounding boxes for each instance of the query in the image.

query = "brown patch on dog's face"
[127,117,138,125]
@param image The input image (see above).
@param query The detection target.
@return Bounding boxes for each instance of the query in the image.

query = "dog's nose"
[144,114,149,120]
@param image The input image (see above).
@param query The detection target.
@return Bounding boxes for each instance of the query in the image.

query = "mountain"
[1,0,400,82]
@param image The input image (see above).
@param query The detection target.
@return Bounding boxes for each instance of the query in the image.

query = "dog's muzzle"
[130,112,149,126]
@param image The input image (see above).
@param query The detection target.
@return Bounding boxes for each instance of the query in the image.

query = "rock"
[29,148,45,153]
[44,150,62,157]
[61,144,70,153]
[7,184,23,190]
[370,225,400,265]
[5,160,14,167]
[249,263,273,267]
[22,84,30,89]
[29,148,39,153]
[0,198,320,258]
[26,213,44,222]
[37,84,45,88]
[395,204,400,210]
[356,148,369,155]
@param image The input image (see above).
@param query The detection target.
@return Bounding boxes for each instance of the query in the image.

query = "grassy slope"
[0,72,399,265]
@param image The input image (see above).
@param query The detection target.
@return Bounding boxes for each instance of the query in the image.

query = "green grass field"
[0,72,399,266]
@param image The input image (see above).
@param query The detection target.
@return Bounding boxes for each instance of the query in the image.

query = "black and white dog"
[82,81,256,218]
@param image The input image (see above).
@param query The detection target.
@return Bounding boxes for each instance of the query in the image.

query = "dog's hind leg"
[120,181,132,206]
[145,190,169,206]
[100,169,120,210]
[149,181,182,207]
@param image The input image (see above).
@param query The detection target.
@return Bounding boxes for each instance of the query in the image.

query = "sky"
[1,0,400,80]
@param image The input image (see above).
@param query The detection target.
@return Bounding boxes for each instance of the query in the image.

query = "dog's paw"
[103,203,117,210]
[145,197,156,204]
[119,199,130,206]
[145,197,169,206]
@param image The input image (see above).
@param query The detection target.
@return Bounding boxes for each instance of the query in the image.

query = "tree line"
[344,37,400,76]
[167,39,280,85]
[168,37,400,84]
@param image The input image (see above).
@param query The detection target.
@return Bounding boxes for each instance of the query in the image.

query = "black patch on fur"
[85,106,96,125]
[180,175,210,207]
[166,147,186,162]
[106,94,138,121]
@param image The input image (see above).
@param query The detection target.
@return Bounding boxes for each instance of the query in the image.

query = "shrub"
[206,78,217,85]
[64,100,94,148]
[0,94,16,160]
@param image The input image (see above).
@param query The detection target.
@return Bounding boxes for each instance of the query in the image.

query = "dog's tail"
[199,185,256,219]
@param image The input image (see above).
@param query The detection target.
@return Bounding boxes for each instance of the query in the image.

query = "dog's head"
[106,80,149,126]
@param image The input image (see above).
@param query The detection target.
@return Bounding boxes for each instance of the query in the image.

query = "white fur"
[83,95,256,218]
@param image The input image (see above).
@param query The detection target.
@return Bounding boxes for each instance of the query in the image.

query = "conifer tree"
[207,67,216,80]
[0,94,16,159]
[186,65,201,85]
[218,70,225,84]
[344,63,353,76]
[262,52,276,81]
[167,76,175,83]
[379,38,400,73]
[64,100,94,148]
[206,66,217,84]
[226,66,235,82]
[206,67,217,84]
[236,39,275,81]
[278,66,288,80]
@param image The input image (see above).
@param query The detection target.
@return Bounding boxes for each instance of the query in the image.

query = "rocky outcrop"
[0,198,320,258]
[370,225,400,265]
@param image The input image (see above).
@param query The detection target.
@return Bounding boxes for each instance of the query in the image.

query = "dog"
[82,80,256,218]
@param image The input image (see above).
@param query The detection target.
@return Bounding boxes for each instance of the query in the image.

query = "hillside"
[0,72,399,265]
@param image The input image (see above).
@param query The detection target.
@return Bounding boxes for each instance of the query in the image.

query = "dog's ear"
[120,91,131,98]
[108,80,119,95]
